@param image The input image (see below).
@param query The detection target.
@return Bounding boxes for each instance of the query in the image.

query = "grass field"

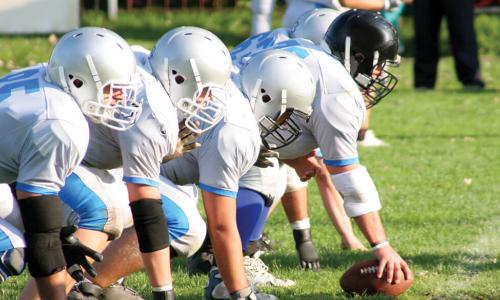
[0,6,499,300]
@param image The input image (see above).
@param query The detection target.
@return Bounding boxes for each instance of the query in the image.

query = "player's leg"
[281,166,320,271]
[59,166,127,292]
[413,0,442,89]
[236,188,270,251]
[236,188,295,288]
[17,190,67,300]
[251,0,276,35]
[357,109,388,147]
[202,191,248,296]
[90,179,205,288]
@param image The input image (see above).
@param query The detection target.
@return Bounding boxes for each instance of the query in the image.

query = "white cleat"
[244,256,296,288]
[357,130,389,147]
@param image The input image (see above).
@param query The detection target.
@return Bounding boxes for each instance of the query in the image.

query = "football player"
[231,49,317,289]
[148,27,275,300]
[188,48,320,294]
[236,10,413,284]
[233,8,366,272]
[18,27,179,300]
[0,26,142,299]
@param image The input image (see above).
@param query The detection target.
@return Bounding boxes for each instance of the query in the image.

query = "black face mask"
[351,55,399,109]
[260,108,309,150]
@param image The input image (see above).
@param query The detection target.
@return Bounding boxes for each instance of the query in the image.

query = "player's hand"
[163,119,201,163]
[373,244,412,284]
[284,152,322,181]
[60,225,103,280]
[293,229,321,272]
[254,145,279,168]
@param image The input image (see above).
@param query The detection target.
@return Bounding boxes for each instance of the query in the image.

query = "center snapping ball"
[339,259,413,297]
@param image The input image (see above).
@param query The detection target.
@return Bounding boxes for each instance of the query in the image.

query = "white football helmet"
[290,8,341,44]
[239,49,316,149]
[149,26,232,134]
[47,27,141,131]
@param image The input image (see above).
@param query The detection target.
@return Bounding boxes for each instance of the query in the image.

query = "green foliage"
[0,8,499,300]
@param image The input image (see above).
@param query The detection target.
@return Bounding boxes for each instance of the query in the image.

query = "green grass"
[1,7,499,300]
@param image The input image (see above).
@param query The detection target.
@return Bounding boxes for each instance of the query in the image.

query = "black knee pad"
[18,195,66,277]
[0,248,26,280]
[130,199,169,253]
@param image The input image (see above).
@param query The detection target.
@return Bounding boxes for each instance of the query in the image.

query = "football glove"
[163,119,201,163]
[254,145,279,168]
[60,225,103,281]
[293,228,320,271]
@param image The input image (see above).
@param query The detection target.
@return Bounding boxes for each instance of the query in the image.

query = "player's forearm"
[353,211,387,245]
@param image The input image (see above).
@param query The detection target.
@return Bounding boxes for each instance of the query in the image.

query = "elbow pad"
[330,166,381,217]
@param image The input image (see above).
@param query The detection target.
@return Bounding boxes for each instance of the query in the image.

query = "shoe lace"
[244,256,272,278]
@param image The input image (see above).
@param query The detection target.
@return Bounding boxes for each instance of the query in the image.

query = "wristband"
[371,240,389,251]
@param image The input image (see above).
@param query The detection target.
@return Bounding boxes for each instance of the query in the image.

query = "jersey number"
[0,69,40,102]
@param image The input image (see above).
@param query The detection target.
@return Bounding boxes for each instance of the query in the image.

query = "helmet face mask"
[83,78,142,129]
[325,10,400,108]
[48,27,141,131]
[149,26,232,134]
[351,53,399,108]
[177,84,227,134]
[259,108,304,150]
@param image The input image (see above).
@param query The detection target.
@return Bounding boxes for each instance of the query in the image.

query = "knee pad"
[0,248,26,281]
[330,166,381,217]
[18,195,66,278]
[130,199,169,253]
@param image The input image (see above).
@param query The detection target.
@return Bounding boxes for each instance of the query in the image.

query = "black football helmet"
[325,10,400,108]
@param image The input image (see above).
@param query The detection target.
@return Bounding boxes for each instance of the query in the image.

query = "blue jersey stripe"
[15,183,58,195]
[198,183,238,199]
[323,157,359,167]
[59,173,108,232]
[123,176,159,187]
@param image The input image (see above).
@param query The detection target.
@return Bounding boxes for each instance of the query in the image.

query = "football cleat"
[244,256,295,288]
[100,282,144,300]
[202,267,279,300]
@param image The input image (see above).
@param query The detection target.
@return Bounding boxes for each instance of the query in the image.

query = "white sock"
[290,218,310,230]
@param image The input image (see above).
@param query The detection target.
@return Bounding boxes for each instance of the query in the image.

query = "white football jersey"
[82,65,178,187]
[161,81,261,198]
[0,64,89,194]
[233,38,365,166]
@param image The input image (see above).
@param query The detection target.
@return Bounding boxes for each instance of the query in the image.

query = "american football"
[340,259,413,297]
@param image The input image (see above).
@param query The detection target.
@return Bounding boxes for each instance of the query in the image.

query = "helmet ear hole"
[175,75,185,84]
[73,78,83,88]
[262,94,271,103]
[354,53,365,63]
